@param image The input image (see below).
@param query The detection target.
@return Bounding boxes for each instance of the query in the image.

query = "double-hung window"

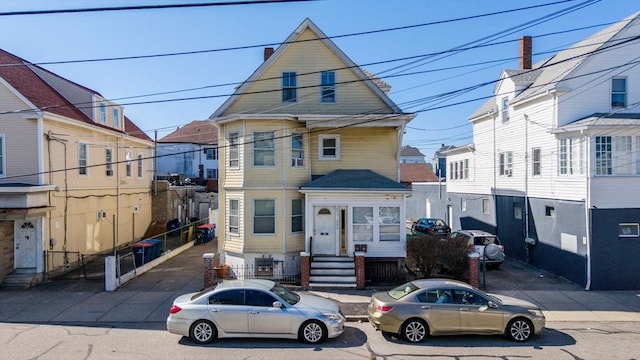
[113,108,119,128]
[228,132,239,168]
[206,168,218,179]
[137,154,143,177]
[291,133,304,167]
[78,143,88,175]
[499,151,512,176]
[205,148,217,160]
[282,72,297,102]
[559,138,583,175]
[379,206,400,241]
[254,199,275,234]
[353,207,373,242]
[125,151,132,177]
[501,97,509,122]
[319,134,340,160]
[611,78,627,108]
[253,131,275,167]
[321,71,336,103]
[532,148,541,176]
[99,103,106,123]
[291,198,304,233]
[229,199,239,234]
[595,136,612,175]
[596,136,640,176]
[105,148,113,177]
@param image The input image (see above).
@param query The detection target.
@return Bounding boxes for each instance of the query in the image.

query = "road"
[1,321,638,360]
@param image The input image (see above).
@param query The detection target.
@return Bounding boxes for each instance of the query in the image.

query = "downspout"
[584,130,592,290]
[282,120,286,254]
[154,130,158,196]
[396,125,404,182]
[492,110,497,230]
[307,126,312,254]
[524,114,530,263]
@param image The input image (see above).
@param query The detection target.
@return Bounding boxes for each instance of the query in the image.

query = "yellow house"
[210,19,415,286]
[0,49,154,287]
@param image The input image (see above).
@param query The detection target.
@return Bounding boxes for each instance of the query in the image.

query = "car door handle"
[249,311,260,314]
[421,306,431,309]
[210,309,219,312]
[460,308,469,311]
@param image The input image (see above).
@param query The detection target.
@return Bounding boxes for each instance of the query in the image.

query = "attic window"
[501,97,509,122]
[282,72,297,102]
[321,71,336,103]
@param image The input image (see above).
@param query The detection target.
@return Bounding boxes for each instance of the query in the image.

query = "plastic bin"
[142,239,163,258]
[167,219,181,237]
[133,242,155,267]
[196,224,215,244]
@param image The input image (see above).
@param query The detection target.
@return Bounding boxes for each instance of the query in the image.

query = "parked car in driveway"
[411,218,451,236]
[449,230,505,268]
[167,279,345,344]
[367,278,545,343]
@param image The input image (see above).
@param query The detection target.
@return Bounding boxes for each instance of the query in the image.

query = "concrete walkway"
[0,240,638,325]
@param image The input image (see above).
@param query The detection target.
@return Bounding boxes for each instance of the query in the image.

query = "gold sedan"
[367,279,545,343]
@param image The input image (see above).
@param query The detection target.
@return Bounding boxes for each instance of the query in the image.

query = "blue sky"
[1,0,638,159]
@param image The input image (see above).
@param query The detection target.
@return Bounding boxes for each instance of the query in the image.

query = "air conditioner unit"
[295,158,304,167]
[106,169,113,176]
[97,210,107,220]
[505,169,513,177]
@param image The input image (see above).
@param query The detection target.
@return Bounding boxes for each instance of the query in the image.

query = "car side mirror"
[487,301,497,309]
[272,301,283,308]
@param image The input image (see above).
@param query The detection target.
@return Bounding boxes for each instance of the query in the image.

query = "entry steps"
[309,256,356,288]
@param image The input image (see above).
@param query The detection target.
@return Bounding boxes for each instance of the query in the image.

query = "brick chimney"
[264,47,274,62]
[520,36,532,70]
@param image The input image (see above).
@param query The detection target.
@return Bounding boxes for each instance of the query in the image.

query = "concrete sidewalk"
[0,240,638,325]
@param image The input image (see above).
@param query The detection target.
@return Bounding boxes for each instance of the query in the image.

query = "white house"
[443,12,640,290]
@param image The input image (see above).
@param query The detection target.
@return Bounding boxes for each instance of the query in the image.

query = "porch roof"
[299,169,410,193]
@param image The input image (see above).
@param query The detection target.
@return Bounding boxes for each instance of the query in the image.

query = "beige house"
[210,19,415,286]
[0,49,154,287]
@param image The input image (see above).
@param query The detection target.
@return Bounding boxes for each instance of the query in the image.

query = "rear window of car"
[474,236,501,245]
[190,285,218,300]
[387,282,419,300]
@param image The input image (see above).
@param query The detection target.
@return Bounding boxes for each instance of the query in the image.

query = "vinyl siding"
[222,190,244,254]
[225,28,392,116]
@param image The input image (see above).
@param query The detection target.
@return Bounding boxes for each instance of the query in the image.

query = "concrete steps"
[309,256,356,288]
[1,272,42,289]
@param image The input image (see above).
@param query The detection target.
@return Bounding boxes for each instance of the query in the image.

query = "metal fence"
[44,250,81,279]
[219,263,300,285]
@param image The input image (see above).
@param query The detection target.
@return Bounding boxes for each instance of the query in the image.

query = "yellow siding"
[222,190,244,254]
[220,123,244,189]
[226,28,393,116]
[311,127,399,180]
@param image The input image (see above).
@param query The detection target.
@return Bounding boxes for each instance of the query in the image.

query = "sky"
[1,0,638,160]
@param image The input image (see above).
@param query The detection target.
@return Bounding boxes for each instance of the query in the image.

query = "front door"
[313,206,337,255]
[15,221,37,269]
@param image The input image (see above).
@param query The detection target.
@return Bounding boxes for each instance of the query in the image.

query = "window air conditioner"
[505,169,513,177]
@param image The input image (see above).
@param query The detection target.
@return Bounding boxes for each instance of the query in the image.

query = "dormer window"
[501,97,509,122]
[99,102,106,124]
[113,108,120,128]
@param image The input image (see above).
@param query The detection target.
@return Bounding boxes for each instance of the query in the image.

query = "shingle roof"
[554,113,640,131]
[400,163,438,183]
[400,145,425,157]
[158,120,218,144]
[300,169,409,191]
[0,49,151,141]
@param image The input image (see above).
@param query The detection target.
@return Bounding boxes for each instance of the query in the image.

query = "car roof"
[453,230,496,237]
[215,279,275,290]
[411,278,475,290]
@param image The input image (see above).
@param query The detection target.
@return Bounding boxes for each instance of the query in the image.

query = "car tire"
[189,320,217,344]
[506,318,533,342]
[485,243,504,261]
[299,320,327,344]
[381,331,396,341]
[401,318,428,343]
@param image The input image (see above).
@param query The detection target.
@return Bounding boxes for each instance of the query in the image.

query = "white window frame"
[318,134,340,160]
[463,159,469,179]
[282,71,297,103]
[501,97,509,122]
[99,102,106,124]
[291,133,304,167]
[125,151,132,177]
[206,168,218,179]
[253,199,276,234]
[105,148,113,177]
[619,223,639,238]
[379,206,400,242]
[205,148,217,160]
[253,131,275,167]
[137,154,143,178]
[615,135,633,175]
[228,132,239,168]
[532,147,541,176]
[78,142,88,176]
[482,199,490,214]
[291,198,304,233]
[611,77,627,109]
[595,136,613,175]
[0,134,5,177]
[499,151,512,176]
[113,108,119,128]
[229,199,239,234]
[320,71,336,103]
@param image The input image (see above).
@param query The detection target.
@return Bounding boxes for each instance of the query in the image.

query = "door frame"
[312,205,339,256]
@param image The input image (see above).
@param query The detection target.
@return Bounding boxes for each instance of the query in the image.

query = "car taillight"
[377,305,393,313]
[169,305,182,314]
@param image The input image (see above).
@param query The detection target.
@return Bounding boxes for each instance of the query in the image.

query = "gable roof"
[400,145,425,157]
[300,169,409,192]
[210,18,403,118]
[0,49,151,141]
[400,163,438,183]
[158,120,218,144]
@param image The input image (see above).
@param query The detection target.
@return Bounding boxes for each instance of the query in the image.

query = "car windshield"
[387,281,419,300]
[270,283,300,305]
[190,285,218,301]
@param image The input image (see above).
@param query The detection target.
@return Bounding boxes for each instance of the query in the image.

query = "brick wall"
[0,221,14,282]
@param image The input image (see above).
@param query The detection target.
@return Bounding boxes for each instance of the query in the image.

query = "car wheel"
[381,331,396,341]
[506,318,533,342]
[401,318,428,343]
[299,320,327,344]
[189,320,217,344]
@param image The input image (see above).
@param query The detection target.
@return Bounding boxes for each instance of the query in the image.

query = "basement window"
[619,223,639,238]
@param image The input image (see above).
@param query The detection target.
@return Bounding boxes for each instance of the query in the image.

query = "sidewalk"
[0,241,638,325]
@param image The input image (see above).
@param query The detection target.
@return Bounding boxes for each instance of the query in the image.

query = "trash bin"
[142,238,163,258]
[196,224,215,244]
[167,219,181,237]
[133,241,155,267]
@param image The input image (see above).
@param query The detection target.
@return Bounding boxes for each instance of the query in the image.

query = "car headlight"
[528,309,544,317]
[322,312,343,321]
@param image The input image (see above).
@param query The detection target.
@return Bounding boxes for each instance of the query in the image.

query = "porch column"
[300,252,310,289]
[468,253,480,288]
[203,253,217,288]
[355,251,365,289]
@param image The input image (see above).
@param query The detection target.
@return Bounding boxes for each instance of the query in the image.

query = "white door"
[15,221,37,269]
[313,207,337,255]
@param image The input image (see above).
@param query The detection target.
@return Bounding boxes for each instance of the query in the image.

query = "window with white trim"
[254,199,275,234]
[105,148,113,177]
[78,143,88,175]
[532,148,541,176]
[559,138,583,175]
[320,71,336,103]
[595,136,640,176]
[228,132,239,168]
[113,108,119,128]
[282,72,297,102]
[619,223,639,237]
[501,97,509,122]
[253,131,275,167]
[137,154,143,177]
[611,77,627,108]
[229,199,239,234]
[499,151,512,176]
[291,133,304,167]
[379,206,400,241]
[616,136,633,175]
[205,148,217,160]
[596,136,612,175]
[206,168,218,179]
[291,198,304,233]
[319,134,340,160]
[99,103,106,123]
[125,151,132,177]
[463,159,469,179]
[353,207,373,242]
[482,199,490,214]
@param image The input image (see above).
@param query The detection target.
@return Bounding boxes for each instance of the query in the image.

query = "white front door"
[313,206,337,255]
[15,221,37,269]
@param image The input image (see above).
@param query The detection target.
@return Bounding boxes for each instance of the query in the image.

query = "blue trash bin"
[133,242,155,267]
[167,219,181,237]
[196,224,215,244]
[142,239,163,259]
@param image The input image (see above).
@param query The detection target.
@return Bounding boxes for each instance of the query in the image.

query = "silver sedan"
[167,279,345,344]
[368,278,545,343]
